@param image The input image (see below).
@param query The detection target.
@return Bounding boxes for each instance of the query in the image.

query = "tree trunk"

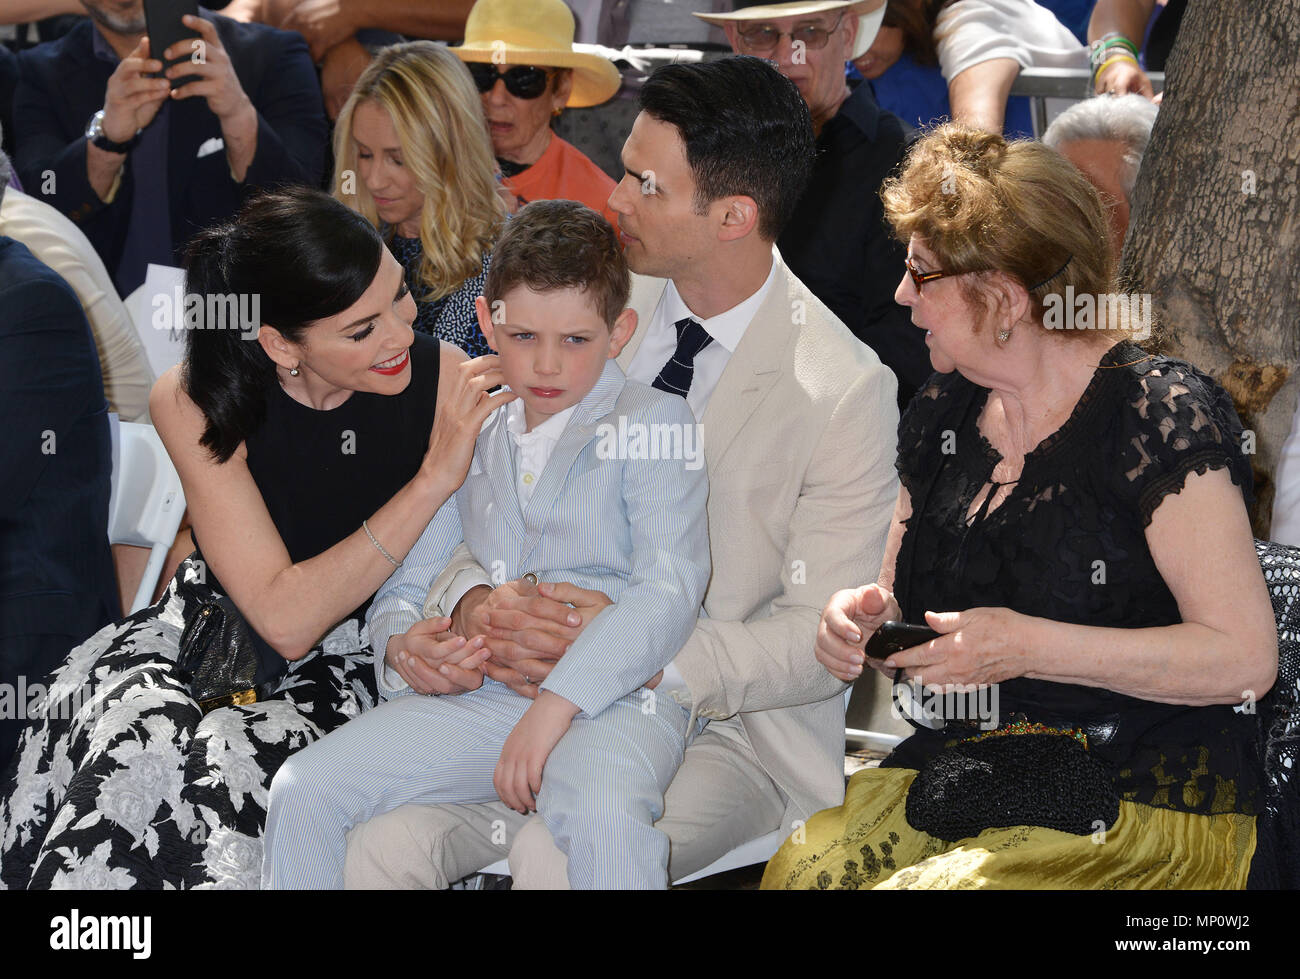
[1122,0,1300,537]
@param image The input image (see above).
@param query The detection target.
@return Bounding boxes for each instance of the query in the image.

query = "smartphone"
[143,0,202,89]
[863,621,941,660]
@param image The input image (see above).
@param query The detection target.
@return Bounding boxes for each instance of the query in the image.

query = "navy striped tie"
[651,316,714,399]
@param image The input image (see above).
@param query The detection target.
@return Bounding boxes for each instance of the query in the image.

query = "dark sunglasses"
[467,63,553,99]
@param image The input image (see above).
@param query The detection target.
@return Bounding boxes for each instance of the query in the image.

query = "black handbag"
[904,721,1121,841]
[177,596,276,714]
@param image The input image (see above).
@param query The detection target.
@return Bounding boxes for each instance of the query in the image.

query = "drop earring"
[290,364,301,376]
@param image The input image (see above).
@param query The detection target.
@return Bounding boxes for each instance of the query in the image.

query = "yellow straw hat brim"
[453,43,622,108]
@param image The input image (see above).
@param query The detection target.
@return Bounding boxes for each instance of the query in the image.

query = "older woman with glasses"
[763,123,1277,890]
[453,0,622,227]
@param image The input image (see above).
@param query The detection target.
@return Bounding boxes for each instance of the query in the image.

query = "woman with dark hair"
[0,186,513,889]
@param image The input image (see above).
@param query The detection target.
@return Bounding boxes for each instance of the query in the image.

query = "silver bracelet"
[363,519,402,568]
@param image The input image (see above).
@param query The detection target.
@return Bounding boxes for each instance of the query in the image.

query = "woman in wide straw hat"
[453,0,623,226]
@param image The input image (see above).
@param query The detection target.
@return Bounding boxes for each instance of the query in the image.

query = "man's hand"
[166,15,260,180]
[454,578,577,696]
[494,690,579,813]
[102,36,170,144]
[280,0,359,62]
[385,616,491,695]
[166,16,252,122]
[460,579,613,697]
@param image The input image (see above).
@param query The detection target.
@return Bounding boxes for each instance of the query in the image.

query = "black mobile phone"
[863,621,941,660]
[143,0,202,89]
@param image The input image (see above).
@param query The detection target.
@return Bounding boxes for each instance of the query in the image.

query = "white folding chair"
[108,421,186,613]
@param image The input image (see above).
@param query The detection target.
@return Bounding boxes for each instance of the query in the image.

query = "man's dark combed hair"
[484,199,630,326]
[638,56,815,240]
[183,185,384,462]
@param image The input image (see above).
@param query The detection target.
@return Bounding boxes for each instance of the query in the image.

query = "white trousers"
[263,679,689,889]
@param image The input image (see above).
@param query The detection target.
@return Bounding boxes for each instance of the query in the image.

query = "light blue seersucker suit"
[262,358,710,889]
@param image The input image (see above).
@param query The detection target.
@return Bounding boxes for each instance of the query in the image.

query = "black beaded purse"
[904,721,1121,841]
[177,596,271,715]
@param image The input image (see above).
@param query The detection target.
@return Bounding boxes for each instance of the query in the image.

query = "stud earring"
[290,364,301,376]
[997,328,1011,343]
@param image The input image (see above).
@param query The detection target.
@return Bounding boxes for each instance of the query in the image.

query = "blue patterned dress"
[386,233,491,359]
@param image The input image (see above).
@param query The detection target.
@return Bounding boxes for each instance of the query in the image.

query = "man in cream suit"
[343,56,901,888]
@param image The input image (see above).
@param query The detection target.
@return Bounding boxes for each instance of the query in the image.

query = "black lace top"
[884,341,1264,816]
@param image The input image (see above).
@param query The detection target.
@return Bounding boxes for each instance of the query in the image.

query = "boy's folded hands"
[385,617,492,695]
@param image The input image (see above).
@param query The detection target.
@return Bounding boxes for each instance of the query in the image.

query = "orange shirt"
[502,133,620,231]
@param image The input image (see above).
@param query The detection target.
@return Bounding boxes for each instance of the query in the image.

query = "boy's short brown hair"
[484,200,630,327]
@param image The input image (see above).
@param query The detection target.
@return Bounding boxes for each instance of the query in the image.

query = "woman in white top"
[855,0,1086,132]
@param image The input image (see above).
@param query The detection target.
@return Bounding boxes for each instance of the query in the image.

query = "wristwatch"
[86,109,142,153]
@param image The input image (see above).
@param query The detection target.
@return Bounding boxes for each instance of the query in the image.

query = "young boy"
[262,200,709,889]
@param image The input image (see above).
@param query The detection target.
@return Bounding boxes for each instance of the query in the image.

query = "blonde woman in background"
[333,41,506,358]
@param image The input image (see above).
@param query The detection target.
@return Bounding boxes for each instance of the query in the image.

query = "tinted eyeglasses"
[735,13,844,54]
[467,63,553,99]
[905,255,955,293]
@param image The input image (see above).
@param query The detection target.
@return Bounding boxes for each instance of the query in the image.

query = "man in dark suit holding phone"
[12,1,326,297]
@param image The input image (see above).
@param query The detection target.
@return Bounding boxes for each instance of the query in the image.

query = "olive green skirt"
[761,766,1257,889]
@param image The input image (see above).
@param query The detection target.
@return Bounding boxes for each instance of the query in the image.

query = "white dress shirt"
[625,254,777,418]
[504,399,577,510]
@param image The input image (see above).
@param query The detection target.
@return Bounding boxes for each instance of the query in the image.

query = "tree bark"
[1122,0,1300,537]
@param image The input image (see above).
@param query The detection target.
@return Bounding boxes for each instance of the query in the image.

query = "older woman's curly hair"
[882,123,1119,337]
[332,41,506,303]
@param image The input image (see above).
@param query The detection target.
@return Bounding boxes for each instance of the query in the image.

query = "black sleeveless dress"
[197,332,441,682]
[1,335,442,890]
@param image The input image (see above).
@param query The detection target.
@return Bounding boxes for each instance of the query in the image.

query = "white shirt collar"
[658,252,778,353]
[504,396,576,446]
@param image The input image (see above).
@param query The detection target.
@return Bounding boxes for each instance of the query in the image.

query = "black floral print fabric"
[0,558,376,889]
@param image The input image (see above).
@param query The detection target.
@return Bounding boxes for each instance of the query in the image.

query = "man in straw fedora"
[450,0,624,226]
[344,53,900,890]
[703,1,929,411]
